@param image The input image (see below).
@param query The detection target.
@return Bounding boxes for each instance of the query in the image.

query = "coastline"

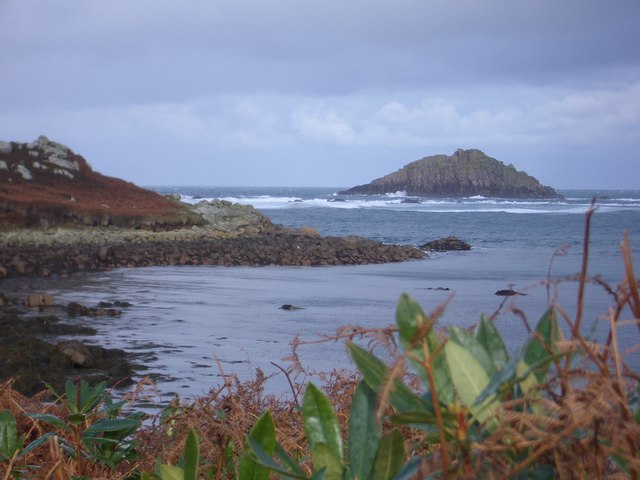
[0,225,425,279]
[0,214,426,396]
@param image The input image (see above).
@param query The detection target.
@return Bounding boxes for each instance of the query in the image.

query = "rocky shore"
[0,227,425,278]
[0,136,428,396]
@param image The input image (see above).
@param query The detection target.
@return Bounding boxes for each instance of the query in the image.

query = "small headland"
[0,136,424,395]
[0,136,425,278]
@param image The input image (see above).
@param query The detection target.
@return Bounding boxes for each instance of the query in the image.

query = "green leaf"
[393,457,422,480]
[396,293,425,347]
[84,418,139,435]
[395,295,454,404]
[474,315,508,370]
[65,380,79,414]
[445,340,497,424]
[348,381,380,480]
[79,382,107,415]
[239,411,276,480]
[28,413,72,432]
[158,464,185,480]
[311,443,343,480]
[348,343,434,414]
[514,308,560,395]
[275,442,307,477]
[448,326,496,376]
[22,431,55,456]
[373,430,405,480]
[523,308,559,383]
[183,429,199,480]
[0,410,19,458]
[303,383,343,462]
[247,437,309,480]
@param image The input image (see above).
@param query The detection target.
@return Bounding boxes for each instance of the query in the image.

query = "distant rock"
[420,236,471,251]
[280,304,304,310]
[495,289,527,296]
[340,149,562,199]
[0,135,204,230]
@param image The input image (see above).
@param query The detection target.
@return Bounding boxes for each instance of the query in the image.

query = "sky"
[1,1,639,189]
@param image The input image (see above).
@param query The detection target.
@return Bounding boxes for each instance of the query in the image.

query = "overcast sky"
[1,1,639,189]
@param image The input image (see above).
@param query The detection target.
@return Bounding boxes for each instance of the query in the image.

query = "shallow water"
[14,249,631,403]
[4,187,639,403]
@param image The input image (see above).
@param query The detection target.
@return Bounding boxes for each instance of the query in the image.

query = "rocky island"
[340,148,562,198]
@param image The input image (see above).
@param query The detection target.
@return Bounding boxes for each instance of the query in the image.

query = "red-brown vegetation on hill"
[0,136,202,229]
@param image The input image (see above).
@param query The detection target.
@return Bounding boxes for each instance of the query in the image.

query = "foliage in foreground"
[1,225,639,479]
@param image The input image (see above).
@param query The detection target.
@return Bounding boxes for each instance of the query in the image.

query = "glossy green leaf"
[158,464,185,480]
[373,430,405,480]
[311,442,343,480]
[28,413,72,432]
[449,326,496,376]
[445,340,497,424]
[247,436,309,480]
[85,418,138,434]
[239,411,276,480]
[348,381,379,480]
[65,380,79,414]
[396,293,425,347]
[523,308,559,382]
[275,442,307,477]
[303,383,343,462]
[0,410,19,459]
[395,295,454,404]
[183,429,199,480]
[22,431,55,456]
[348,343,434,414]
[474,315,508,370]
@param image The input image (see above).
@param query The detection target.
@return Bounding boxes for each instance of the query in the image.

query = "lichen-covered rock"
[192,199,273,235]
[340,149,562,199]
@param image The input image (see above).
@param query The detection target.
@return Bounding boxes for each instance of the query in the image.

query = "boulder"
[25,293,55,307]
[58,341,93,367]
[420,236,471,251]
[191,198,273,234]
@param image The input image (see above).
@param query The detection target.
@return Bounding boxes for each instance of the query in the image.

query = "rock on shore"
[340,148,562,198]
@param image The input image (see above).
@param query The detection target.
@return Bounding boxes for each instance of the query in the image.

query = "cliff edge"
[340,149,562,198]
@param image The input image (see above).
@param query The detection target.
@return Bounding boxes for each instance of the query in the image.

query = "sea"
[9,188,640,404]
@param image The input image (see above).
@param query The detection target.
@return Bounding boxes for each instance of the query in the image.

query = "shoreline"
[0,226,426,279]
[0,223,426,396]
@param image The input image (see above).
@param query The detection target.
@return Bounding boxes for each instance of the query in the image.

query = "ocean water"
[9,188,640,402]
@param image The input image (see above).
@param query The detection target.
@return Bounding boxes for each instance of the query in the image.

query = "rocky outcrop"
[420,236,471,251]
[192,199,273,235]
[0,136,204,230]
[340,149,562,199]
[0,230,426,278]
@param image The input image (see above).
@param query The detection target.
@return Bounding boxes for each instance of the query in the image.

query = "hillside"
[340,149,562,198]
[0,136,203,229]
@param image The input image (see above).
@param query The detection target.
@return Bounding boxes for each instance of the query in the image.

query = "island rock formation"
[340,149,562,198]
[0,136,203,230]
